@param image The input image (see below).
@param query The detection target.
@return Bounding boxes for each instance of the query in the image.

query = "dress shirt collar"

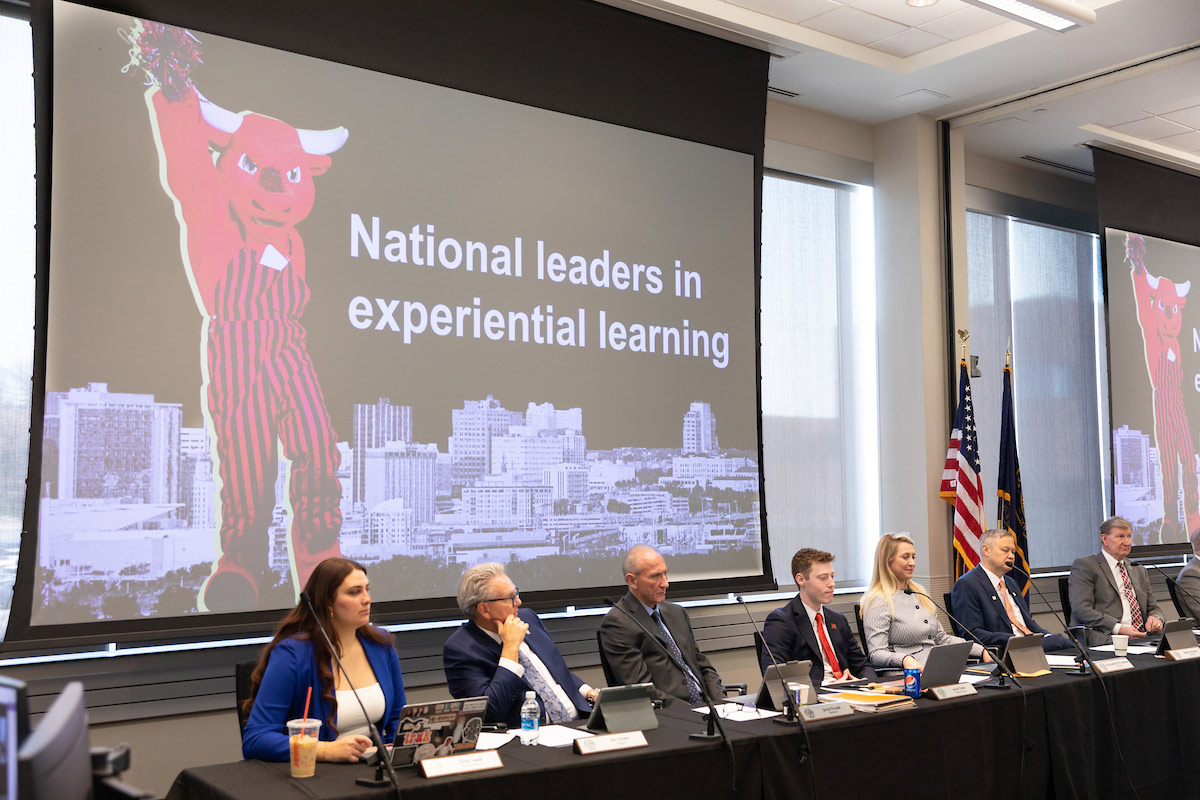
[1101,549,1124,572]
[981,563,1009,591]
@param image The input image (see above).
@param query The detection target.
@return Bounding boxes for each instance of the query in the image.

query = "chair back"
[1167,576,1185,617]
[1058,576,1073,624]
[853,603,867,651]
[595,631,618,687]
[753,630,765,666]
[235,659,257,734]
[943,592,963,637]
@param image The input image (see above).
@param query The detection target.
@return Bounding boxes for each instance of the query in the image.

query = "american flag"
[941,360,985,568]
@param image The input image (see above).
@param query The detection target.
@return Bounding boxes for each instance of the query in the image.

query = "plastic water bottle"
[519,691,540,745]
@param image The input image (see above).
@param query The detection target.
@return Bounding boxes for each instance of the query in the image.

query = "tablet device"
[585,683,657,733]
[756,660,813,711]
[1155,618,1197,655]
[1002,633,1049,674]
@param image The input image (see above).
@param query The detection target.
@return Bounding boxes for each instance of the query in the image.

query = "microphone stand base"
[1064,667,1090,676]
[975,682,1013,690]
[772,716,803,726]
[355,777,393,788]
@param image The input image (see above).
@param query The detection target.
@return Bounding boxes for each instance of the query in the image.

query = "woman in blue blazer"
[241,558,406,762]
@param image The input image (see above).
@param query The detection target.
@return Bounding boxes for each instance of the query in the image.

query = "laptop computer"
[878,641,973,690]
[390,696,487,767]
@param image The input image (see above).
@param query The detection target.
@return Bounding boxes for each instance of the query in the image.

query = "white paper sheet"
[692,702,782,720]
[534,725,595,748]
[474,731,517,750]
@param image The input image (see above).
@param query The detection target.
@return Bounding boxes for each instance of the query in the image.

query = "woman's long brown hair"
[241,557,393,735]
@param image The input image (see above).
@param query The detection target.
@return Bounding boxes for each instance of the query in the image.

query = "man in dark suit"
[760,548,874,686]
[443,562,596,727]
[1068,516,1164,645]
[599,545,723,706]
[951,529,1073,652]
[1175,555,1200,622]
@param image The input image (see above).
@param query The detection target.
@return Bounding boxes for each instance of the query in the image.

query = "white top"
[335,682,384,738]
[1101,550,1134,631]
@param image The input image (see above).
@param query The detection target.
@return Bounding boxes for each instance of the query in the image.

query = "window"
[759,172,879,586]
[966,210,1108,568]
[0,12,34,640]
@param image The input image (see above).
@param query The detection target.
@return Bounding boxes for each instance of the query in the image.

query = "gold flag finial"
[957,329,969,362]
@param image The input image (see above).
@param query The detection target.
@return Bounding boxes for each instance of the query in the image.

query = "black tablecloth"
[169,655,1200,800]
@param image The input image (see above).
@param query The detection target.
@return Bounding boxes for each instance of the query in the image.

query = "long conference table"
[167,652,1200,800]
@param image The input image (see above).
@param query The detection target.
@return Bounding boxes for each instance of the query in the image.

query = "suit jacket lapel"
[976,567,1010,623]
[791,599,821,661]
[1098,554,1121,597]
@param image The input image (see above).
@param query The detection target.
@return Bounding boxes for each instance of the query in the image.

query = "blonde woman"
[861,534,990,671]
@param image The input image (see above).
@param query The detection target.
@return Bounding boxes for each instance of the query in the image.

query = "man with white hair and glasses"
[443,562,596,727]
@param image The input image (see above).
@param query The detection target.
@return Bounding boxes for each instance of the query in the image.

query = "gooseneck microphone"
[733,596,802,727]
[1006,563,1098,676]
[902,587,1021,690]
[602,597,738,800]
[300,592,402,797]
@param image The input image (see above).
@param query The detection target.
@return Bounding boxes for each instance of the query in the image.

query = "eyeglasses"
[483,589,520,606]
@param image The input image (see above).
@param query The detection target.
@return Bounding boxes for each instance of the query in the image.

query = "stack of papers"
[819,690,914,712]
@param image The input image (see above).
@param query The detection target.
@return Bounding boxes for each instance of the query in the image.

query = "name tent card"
[1093,657,1135,674]
[926,683,978,700]
[1165,646,1200,661]
[573,730,649,755]
[418,750,503,779]
[801,702,854,721]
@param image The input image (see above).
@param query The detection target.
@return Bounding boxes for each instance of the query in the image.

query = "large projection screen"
[1107,227,1200,550]
[10,0,770,643]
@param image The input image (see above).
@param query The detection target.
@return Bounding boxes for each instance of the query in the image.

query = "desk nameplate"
[1165,646,1200,661]
[574,730,648,755]
[801,702,853,721]
[1093,657,1135,674]
[419,750,504,778]
[926,683,978,700]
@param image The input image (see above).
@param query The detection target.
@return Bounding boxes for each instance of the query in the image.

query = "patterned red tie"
[814,612,843,679]
[1117,561,1144,631]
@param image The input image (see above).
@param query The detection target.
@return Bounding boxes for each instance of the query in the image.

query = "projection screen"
[12,0,769,641]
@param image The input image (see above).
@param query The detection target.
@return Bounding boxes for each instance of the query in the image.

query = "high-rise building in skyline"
[450,397,523,488]
[682,401,718,454]
[362,441,438,524]
[352,398,413,505]
[56,383,181,506]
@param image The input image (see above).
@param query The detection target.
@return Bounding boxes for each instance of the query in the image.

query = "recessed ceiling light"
[961,0,1097,33]
[907,0,939,6]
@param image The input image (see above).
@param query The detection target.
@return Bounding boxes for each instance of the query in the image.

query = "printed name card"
[1092,657,1135,674]
[1166,646,1200,661]
[573,730,649,755]
[927,683,978,700]
[800,702,853,721]
[419,750,504,778]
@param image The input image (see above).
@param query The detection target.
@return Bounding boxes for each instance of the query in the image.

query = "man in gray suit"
[598,545,723,706]
[1068,516,1164,645]
[1175,556,1200,622]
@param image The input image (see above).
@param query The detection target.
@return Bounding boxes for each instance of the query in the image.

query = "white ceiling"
[604,0,1200,179]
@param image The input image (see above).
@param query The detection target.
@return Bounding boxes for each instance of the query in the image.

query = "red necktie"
[814,612,843,679]
[1118,561,1144,631]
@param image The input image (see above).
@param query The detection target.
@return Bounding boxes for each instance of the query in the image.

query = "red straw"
[302,686,312,723]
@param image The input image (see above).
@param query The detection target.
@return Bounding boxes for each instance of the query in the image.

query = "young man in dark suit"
[760,548,874,686]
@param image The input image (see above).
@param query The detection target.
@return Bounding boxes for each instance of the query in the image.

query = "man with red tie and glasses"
[1069,516,1165,646]
[759,549,874,686]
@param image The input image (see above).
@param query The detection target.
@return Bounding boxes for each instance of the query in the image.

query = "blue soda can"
[903,668,921,699]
